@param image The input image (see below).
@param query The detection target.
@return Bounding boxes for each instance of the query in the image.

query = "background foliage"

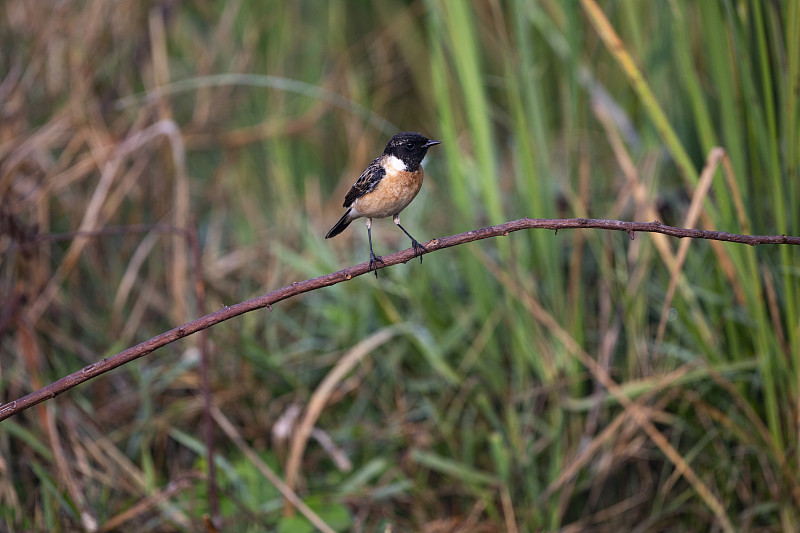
[1,0,799,531]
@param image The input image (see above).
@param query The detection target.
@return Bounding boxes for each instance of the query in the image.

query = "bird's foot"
[369,252,384,278]
[410,239,428,263]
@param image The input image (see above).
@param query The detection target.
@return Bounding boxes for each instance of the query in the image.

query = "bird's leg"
[393,214,427,263]
[366,218,383,278]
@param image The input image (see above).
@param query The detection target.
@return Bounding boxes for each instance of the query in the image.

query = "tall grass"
[1,0,798,531]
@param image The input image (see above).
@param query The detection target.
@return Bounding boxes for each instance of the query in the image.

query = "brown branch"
[1,217,798,422]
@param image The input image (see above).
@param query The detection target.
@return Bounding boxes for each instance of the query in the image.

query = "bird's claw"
[411,239,428,263]
[369,252,384,278]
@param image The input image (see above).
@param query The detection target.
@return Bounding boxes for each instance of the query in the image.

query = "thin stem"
[1,217,798,422]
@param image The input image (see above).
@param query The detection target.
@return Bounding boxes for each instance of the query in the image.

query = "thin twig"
[3,224,190,252]
[1,217,798,422]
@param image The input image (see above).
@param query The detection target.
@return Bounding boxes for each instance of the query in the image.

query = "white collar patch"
[384,155,407,172]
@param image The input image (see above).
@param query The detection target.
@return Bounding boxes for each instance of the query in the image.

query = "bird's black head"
[383,132,441,171]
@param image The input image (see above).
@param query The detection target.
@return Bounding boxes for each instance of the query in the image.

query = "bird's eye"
[406,142,414,149]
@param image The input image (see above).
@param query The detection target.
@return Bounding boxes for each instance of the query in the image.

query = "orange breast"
[354,168,424,219]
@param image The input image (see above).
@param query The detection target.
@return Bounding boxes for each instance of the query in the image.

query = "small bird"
[325,131,441,277]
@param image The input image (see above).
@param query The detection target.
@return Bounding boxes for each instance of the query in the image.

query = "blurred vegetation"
[1,0,799,531]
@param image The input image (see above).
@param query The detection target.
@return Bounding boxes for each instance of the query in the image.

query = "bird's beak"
[425,139,442,147]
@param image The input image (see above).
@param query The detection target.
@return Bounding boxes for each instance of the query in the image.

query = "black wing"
[343,156,386,207]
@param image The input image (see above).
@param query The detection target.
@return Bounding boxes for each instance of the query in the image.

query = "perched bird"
[325,131,441,277]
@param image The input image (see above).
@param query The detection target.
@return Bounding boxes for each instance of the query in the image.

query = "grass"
[1,0,799,531]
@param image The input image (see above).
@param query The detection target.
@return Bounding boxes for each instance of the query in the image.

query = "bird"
[325,131,441,278]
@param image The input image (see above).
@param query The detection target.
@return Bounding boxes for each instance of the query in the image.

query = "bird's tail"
[325,208,355,239]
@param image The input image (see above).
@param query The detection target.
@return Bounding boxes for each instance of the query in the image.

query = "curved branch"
[2,217,798,421]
